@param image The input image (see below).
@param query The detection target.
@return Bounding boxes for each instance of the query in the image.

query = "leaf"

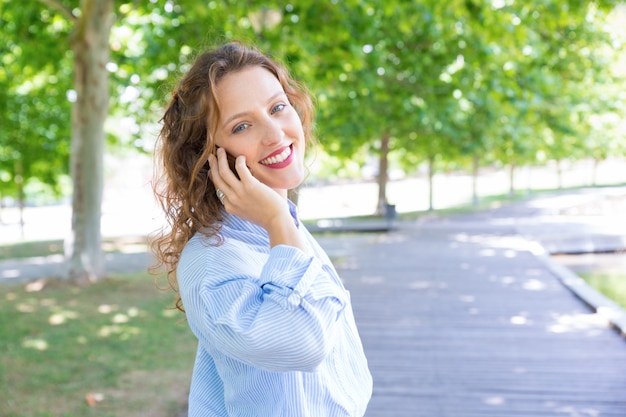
[85,392,104,407]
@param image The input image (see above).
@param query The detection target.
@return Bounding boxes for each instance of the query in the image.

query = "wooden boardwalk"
[324,218,626,417]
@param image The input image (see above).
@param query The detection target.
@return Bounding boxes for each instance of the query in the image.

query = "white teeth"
[261,146,291,165]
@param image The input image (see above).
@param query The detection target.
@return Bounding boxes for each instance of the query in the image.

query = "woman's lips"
[259,145,293,168]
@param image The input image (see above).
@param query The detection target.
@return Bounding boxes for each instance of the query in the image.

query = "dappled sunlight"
[479,248,497,257]
[483,396,506,406]
[162,308,178,318]
[547,312,608,335]
[510,315,530,325]
[98,324,141,339]
[452,232,535,253]
[453,232,471,242]
[112,313,130,324]
[98,304,118,314]
[522,278,547,291]
[22,337,49,351]
[0,271,196,417]
[498,275,516,285]
[96,305,144,339]
[17,302,37,313]
[409,280,448,290]
[554,406,601,417]
[409,280,431,290]
[14,292,61,315]
[48,309,78,325]
[360,275,385,285]
[459,294,475,303]
[25,279,47,292]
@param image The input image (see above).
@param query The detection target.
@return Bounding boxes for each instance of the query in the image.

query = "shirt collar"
[223,199,300,230]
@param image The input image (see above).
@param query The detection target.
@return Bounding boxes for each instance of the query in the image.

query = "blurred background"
[1,1,625,255]
[1,1,626,416]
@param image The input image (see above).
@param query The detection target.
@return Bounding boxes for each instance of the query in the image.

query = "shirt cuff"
[260,245,347,311]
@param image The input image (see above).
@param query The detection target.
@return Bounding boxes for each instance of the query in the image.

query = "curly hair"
[150,42,315,311]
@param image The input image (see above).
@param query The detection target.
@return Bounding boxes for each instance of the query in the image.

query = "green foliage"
[1,0,625,202]
[0,0,72,200]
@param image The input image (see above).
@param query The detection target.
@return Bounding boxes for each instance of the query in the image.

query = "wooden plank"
[328,223,626,417]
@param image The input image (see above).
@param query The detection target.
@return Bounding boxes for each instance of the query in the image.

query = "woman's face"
[212,66,306,194]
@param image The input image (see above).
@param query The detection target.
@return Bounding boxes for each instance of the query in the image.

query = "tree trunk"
[427,155,434,211]
[472,153,479,207]
[375,134,390,216]
[15,159,25,239]
[556,159,563,189]
[508,163,515,197]
[65,0,114,283]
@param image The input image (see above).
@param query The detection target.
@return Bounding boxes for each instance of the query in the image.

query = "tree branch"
[37,0,77,22]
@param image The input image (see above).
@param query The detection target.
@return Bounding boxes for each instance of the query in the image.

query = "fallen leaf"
[85,392,105,406]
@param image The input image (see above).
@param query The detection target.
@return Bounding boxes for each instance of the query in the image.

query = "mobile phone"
[216,147,240,180]
[226,152,240,179]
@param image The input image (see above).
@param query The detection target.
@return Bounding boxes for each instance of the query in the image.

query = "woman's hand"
[208,148,309,253]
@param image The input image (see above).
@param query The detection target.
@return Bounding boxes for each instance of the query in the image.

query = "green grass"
[0,236,148,261]
[0,273,196,417]
[579,271,626,310]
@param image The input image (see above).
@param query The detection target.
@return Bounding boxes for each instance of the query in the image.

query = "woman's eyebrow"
[221,91,286,129]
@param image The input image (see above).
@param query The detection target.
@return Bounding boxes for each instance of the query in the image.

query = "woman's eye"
[232,123,249,134]
[271,103,286,114]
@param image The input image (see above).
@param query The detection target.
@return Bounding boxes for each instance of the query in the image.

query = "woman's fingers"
[209,149,283,227]
[215,148,241,184]
[209,149,252,209]
[208,153,231,201]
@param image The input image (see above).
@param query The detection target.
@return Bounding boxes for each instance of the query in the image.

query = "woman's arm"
[179,240,347,372]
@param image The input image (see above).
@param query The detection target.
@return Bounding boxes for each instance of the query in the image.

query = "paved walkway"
[337,187,626,417]
[2,186,626,416]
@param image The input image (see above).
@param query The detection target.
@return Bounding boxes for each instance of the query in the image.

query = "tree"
[0,1,72,231]
[32,0,114,283]
[3,0,624,264]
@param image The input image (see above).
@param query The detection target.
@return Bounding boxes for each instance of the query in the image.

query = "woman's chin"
[259,170,304,191]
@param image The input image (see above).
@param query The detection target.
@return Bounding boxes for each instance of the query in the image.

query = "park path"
[332,187,626,417]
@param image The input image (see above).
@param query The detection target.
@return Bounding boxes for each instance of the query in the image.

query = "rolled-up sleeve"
[181,239,348,372]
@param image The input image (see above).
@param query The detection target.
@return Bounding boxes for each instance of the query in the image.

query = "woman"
[152,42,372,417]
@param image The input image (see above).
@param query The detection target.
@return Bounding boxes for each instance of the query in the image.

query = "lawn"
[0,273,196,417]
[579,271,626,311]
[0,236,148,261]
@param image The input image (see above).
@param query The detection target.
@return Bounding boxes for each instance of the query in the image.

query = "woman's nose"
[260,118,284,145]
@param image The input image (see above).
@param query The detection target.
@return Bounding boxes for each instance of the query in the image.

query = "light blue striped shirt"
[177,201,372,416]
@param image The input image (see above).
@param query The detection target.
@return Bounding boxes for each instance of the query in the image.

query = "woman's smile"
[260,144,294,168]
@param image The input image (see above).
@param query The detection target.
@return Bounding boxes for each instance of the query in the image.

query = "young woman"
[152,42,372,417]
